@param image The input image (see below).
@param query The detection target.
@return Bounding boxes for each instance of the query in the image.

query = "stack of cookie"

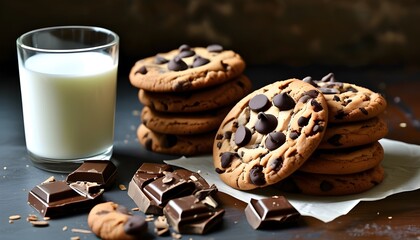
[129,44,251,155]
[212,74,388,196]
[282,73,388,196]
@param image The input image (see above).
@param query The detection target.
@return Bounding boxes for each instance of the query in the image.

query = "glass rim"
[16,25,119,53]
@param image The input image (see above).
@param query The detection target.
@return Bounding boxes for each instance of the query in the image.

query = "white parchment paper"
[164,138,420,223]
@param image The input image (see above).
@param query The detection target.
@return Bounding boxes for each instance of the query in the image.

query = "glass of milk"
[17,26,119,172]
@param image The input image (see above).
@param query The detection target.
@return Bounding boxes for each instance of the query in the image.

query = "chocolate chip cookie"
[137,124,214,155]
[318,117,388,149]
[213,79,329,190]
[275,164,384,196]
[300,141,384,174]
[302,73,387,123]
[141,106,230,135]
[129,44,246,92]
[138,75,252,112]
[88,202,148,240]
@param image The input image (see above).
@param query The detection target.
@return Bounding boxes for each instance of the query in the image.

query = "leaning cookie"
[275,164,385,196]
[213,79,329,190]
[299,141,384,175]
[137,124,214,155]
[141,106,230,135]
[318,117,388,149]
[302,73,387,123]
[129,44,246,92]
[88,202,148,240]
[138,75,253,112]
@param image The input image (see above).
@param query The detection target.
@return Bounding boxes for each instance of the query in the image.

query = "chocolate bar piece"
[128,163,216,215]
[163,195,225,234]
[244,196,300,229]
[28,181,103,218]
[66,160,117,189]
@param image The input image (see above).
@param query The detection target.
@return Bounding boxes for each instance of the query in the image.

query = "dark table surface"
[1,59,419,240]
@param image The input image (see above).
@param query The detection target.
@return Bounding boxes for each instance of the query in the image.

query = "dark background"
[0,1,419,239]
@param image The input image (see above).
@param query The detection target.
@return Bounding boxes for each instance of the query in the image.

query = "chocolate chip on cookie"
[302,73,387,123]
[213,79,329,190]
[129,44,246,92]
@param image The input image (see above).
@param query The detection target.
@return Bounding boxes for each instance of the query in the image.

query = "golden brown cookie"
[139,75,252,113]
[299,141,384,174]
[302,73,387,123]
[88,202,148,240]
[137,124,214,155]
[129,44,246,92]
[318,117,388,149]
[275,164,385,196]
[213,79,329,190]
[141,106,229,135]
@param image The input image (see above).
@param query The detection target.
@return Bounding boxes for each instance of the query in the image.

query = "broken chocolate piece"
[163,195,225,234]
[28,181,103,218]
[66,160,117,189]
[128,163,216,216]
[244,196,300,229]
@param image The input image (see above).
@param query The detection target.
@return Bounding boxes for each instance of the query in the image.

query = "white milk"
[19,52,117,159]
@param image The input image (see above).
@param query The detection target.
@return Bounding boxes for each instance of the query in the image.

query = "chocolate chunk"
[321,72,336,82]
[312,124,324,134]
[207,44,223,52]
[235,125,252,147]
[269,157,283,171]
[145,138,153,150]
[249,94,271,112]
[192,56,210,68]
[289,131,299,140]
[128,164,215,216]
[163,195,225,234]
[335,110,348,120]
[155,55,169,64]
[333,95,340,102]
[255,113,278,134]
[28,181,103,218]
[244,196,300,229]
[215,168,225,174]
[273,92,295,111]
[265,131,286,151]
[179,44,191,51]
[249,165,266,186]
[168,57,188,71]
[66,160,117,189]
[177,50,195,58]
[319,87,340,94]
[311,99,323,112]
[136,66,147,75]
[297,116,310,127]
[221,152,236,168]
[124,215,148,236]
[359,107,368,115]
[302,76,318,87]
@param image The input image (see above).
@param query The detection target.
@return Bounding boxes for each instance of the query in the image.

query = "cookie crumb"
[71,228,92,234]
[63,226,68,231]
[388,216,393,220]
[42,176,55,184]
[26,214,38,221]
[399,122,407,128]
[172,232,182,239]
[70,236,80,240]
[119,184,127,191]
[131,207,139,211]
[9,215,21,220]
[30,220,49,227]
[9,220,13,224]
